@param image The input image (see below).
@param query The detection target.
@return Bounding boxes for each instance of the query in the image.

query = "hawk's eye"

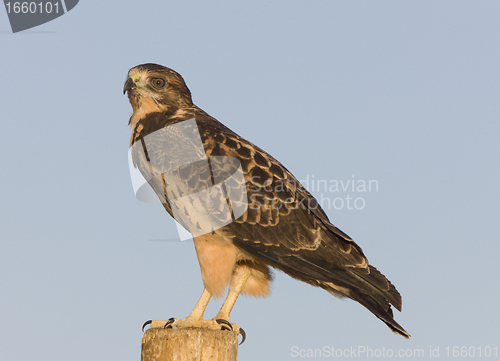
[151,78,166,89]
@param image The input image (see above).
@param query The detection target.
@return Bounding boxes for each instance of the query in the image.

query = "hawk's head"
[123,63,193,124]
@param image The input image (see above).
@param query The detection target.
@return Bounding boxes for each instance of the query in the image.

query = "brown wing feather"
[195,110,409,338]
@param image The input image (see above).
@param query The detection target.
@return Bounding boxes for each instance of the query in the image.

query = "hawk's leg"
[187,287,212,319]
[198,265,251,343]
[143,268,250,343]
[147,288,214,329]
[215,266,251,321]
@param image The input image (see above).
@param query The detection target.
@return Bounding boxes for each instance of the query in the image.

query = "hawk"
[124,63,409,340]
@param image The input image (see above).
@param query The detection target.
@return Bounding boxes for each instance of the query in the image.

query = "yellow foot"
[142,318,246,344]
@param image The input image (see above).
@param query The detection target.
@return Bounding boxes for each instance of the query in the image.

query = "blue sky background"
[1,1,499,360]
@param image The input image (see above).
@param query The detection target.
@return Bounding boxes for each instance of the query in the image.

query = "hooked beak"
[123,77,136,95]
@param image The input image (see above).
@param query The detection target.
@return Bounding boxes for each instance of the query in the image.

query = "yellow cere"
[130,73,141,83]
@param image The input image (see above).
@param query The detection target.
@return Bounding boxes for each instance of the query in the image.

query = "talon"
[215,318,233,331]
[163,318,176,328]
[238,327,246,345]
[142,320,152,332]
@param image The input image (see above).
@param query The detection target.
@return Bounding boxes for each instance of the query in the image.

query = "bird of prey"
[124,63,409,339]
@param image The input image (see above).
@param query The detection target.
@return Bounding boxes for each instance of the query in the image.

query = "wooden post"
[141,328,238,361]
